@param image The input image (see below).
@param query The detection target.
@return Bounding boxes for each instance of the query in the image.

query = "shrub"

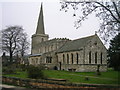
[19,64,28,71]
[84,77,89,81]
[27,65,46,79]
[2,66,16,74]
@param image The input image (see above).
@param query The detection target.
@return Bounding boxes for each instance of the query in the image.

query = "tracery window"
[63,54,65,63]
[76,53,79,64]
[71,53,73,64]
[95,52,97,64]
[101,52,103,64]
[46,56,52,63]
[42,38,44,42]
[89,51,91,64]
[67,54,69,64]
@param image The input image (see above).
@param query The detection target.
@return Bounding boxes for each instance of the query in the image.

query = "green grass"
[3,69,120,85]
[43,70,119,85]
[4,71,28,78]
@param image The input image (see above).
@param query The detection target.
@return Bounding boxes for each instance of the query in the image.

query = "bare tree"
[60,0,120,42]
[2,26,29,63]
[19,33,29,57]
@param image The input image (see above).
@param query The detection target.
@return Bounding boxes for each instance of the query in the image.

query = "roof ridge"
[73,34,97,41]
[57,34,98,53]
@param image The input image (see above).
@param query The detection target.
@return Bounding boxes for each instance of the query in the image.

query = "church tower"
[31,3,49,54]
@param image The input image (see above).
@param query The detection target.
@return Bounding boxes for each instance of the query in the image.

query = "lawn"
[3,69,120,85]
[4,71,28,78]
[43,69,119,85]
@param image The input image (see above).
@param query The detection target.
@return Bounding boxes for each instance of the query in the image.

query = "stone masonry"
[28,3,107,72]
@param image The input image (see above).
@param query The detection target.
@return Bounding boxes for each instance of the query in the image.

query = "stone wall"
[57,51,84,65]
[32,38,70,55]
[57,50,107,72]
[56,35,107,72]
[31,34,49,54]
[84,35,107,65]
[60,64,107,72]
[2,76,118,89]
[30,34,107,72]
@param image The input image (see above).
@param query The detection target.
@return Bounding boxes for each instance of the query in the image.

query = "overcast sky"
[1,0,100,39]
[1,0,104,54]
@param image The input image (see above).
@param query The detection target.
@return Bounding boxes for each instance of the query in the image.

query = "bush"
[2,66,16,74]
[18,64,28,71]
[3,63,18,74]
[27,65,46,79]
[84,77,89,81]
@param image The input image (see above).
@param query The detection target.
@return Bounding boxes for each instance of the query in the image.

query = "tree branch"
[95,1,120,23]
[112,1,120,20]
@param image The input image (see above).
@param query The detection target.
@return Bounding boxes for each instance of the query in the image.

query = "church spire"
[36,3,45,34]
[31,3,49,54]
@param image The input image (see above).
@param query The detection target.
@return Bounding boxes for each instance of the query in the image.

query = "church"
[28,4,107,72]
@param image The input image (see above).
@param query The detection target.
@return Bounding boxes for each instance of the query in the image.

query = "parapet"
[51,38,71,41]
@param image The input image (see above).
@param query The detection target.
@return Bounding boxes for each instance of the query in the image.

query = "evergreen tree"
[108,33,120,71]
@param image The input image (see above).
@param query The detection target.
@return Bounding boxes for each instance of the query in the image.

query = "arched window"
[42,38,44,42]
[89,51,91,64]
[48,46,49,52]
[67,54,69,64]
[32,59,34,64]
[71,53,73,64]
[45,46,46,52]
[39,58,41,64]
[63,54,65,64]
[95,52,97,64]
[56,55,58,63]
[51,45,53,51]
[50,57,52,63]
[101,52,102,64]
[76,53,79,64]
[36,58,38,64]
[46,56,52,63]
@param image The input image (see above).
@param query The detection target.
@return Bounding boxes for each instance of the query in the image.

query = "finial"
[95,31,97,35]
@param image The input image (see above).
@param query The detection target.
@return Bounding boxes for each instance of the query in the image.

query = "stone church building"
[28,4,107,72]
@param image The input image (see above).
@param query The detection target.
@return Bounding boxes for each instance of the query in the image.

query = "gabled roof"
[57,34,98,53]
[29,54,42,57]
